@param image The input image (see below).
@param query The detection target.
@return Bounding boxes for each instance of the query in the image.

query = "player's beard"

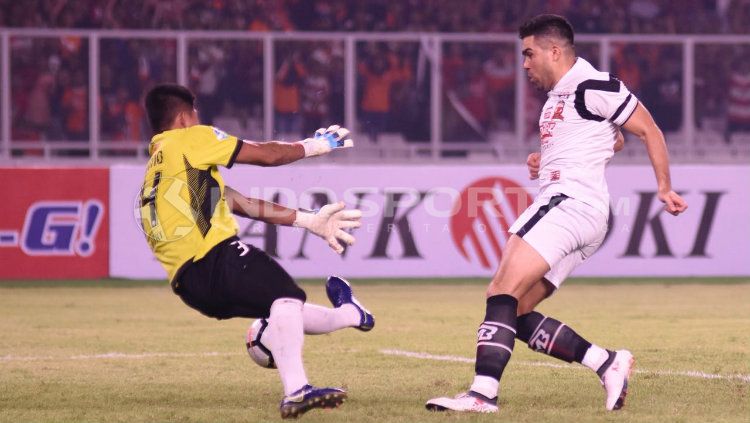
[527,72,545,91]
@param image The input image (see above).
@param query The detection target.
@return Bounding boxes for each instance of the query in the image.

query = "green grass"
[1,279,748,422]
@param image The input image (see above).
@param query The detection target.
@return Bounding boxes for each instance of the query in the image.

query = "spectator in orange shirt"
[123,90,145,141]
[611,45,642,93]
[359,51,410,143]
[274,53,306,137]
[61,69,88,141]
[25,69,55,139]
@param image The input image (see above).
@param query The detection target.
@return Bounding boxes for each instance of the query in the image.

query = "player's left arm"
[225,185,296,225]
[621,102,688,216]
[225,185,362,254]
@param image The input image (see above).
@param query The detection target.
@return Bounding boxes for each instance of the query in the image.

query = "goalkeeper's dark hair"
[518,14,575,48]
[145,84,196,135]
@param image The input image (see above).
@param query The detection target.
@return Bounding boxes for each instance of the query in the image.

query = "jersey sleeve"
[185,125,243,169]
[581,77,639,126]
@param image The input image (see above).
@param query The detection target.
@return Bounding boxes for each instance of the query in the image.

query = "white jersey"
[537,57,638,216]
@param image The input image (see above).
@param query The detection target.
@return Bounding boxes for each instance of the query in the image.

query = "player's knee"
[516,280,553,315]
[516,292,543,316]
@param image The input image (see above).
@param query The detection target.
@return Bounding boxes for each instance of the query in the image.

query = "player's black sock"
[516,311,591,363]
[474,294,518,381]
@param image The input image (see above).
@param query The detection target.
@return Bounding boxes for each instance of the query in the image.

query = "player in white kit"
[426,14,688,413]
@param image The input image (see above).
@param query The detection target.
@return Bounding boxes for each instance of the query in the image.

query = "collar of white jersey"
[549,57,595,95]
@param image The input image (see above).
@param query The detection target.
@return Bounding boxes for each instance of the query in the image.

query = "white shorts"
[508,193,607,289]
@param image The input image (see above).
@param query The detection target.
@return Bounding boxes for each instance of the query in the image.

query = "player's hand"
[658,190,688,216]
[526,152,541,180]
[614,128,625,153]
[298,125,353,157]
[613,129,625,153]
[293,202,362,254]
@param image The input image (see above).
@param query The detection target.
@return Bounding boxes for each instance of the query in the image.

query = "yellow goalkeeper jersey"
[139,125,243,282]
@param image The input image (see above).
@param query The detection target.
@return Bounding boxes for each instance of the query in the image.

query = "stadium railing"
[1,29,749,164]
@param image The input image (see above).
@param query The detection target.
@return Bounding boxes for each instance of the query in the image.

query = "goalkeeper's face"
[521,35,554,91]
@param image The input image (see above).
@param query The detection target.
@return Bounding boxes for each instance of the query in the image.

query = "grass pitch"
[0,278,748,423]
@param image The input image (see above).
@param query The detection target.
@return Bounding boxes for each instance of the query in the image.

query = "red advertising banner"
[0,168,109,279]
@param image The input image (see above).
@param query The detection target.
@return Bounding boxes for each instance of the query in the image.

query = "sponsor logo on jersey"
[551,100,565,120]
[212,127,230,141]
[540,121,556,143]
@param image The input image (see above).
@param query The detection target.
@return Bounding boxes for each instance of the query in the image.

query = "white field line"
[0,351,238,362]
[4,349,749,384]
[380,349,750,384]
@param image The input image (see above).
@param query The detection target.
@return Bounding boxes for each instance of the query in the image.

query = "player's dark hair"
[144,84,196,135]
[518,14,575,47]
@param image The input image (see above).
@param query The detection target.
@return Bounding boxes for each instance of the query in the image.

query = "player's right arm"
[526,152,541,180]
[233,140,306,167]
[234,125,353,166]
[613,128,624,152]
[621,102,688,216]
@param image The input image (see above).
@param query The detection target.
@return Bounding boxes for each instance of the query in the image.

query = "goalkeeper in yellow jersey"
[140,84,374,419]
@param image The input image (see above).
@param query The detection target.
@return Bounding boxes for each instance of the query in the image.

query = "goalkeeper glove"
[298,125,353,157]
[293,202,362,254]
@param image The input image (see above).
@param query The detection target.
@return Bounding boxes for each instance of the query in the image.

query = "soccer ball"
[245,319,276,369]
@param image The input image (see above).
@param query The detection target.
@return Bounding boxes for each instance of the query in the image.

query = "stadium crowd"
[4,0,750,155]
[3,0,749,34]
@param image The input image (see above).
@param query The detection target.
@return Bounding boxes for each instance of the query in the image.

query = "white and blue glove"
[293,202,362,254]
[299,124,353,157]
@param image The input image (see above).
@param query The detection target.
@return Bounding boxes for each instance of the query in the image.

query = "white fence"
[3,29,750,163]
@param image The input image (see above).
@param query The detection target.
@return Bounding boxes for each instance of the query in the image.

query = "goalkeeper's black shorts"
[171,236,306,320]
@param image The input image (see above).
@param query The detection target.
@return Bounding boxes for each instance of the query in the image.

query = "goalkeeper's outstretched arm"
[233,125,353,167]
[233,140,304,167]
[225,185,296,225]
[225,185,362,254]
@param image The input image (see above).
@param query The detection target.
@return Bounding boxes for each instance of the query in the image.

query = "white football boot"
[425,392,498,413]
[599,349,635,410]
